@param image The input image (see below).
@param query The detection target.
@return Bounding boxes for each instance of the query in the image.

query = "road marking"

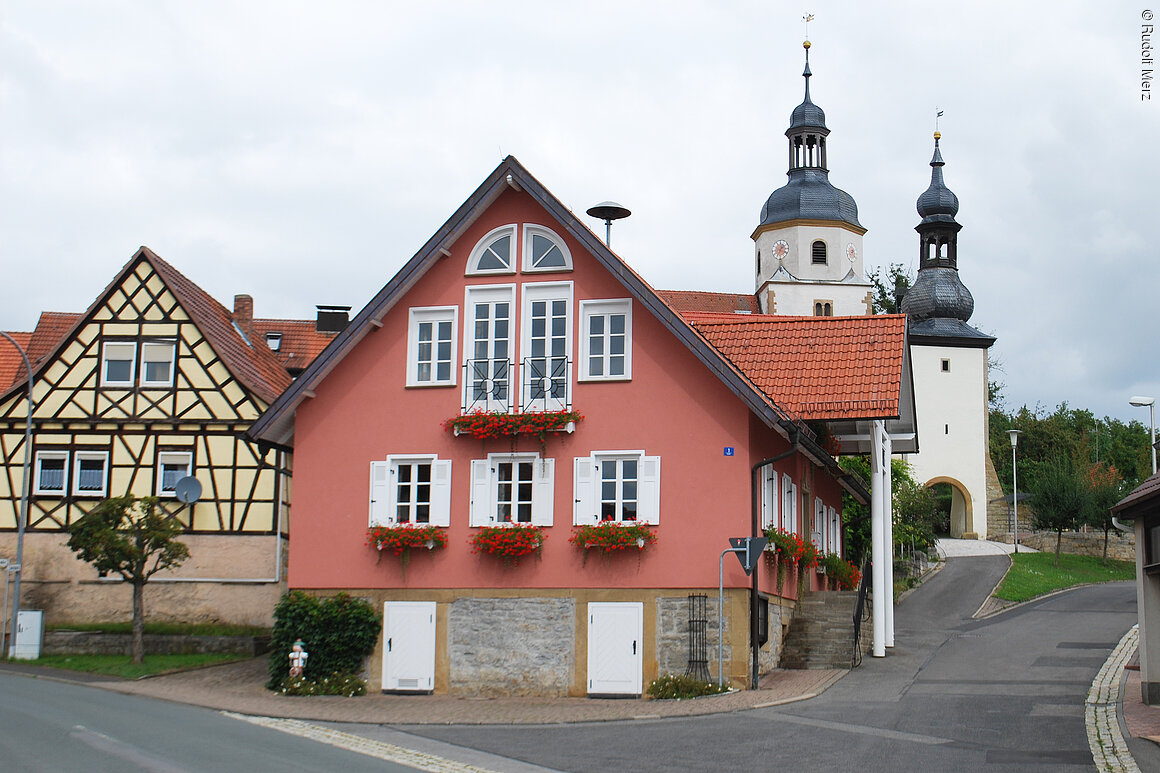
[763,712,953,745]
[69,725,189,773]
[224,712,501,772]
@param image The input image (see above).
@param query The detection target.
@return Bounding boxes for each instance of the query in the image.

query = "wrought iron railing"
[520,357,571,413]
[463,358,512,413]
[852,556,872,668]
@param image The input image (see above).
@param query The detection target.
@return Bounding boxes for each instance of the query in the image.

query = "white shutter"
[829,507,841,553]
[430,459,452,527]
[790,482,799,532]
[370,461,391,526]
[574,457,596,524]
[469,459,492,526]
[761,467,777,529]
[531,457,555,526]
[813,498,826,551]
[636,456,661,525]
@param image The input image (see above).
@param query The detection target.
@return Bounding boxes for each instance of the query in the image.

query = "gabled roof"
[1112,472,1160,520]
[251,319,338,374]
[0,247,292,407]
[682,312,908,421]
[247,156,868,500]
[658,290,760,315]
[0,332,32,392]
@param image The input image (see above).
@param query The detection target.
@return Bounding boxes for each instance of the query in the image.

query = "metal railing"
[463,358,513,413]
[520,357,571,413]
[851,556,872,668]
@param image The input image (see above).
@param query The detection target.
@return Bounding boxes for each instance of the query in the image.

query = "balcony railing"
[464,358,512,413]
[461,357,573,414]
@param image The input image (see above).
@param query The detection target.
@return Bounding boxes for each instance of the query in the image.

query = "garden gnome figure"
[289,639,308,678]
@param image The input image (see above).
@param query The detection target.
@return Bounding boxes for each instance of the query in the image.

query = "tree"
[839,456,939,566]
[1085,462,1126,562]
[66,495,190,663]
[867,263,912,314]
[1028,458,1089,566]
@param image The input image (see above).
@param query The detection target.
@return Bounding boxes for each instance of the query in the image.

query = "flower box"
[444,409,583,441]
[470,524,546,565]
[366,524,448,577]
[569,521,656,562]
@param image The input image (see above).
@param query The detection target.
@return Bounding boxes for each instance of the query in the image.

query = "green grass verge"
[46,622,270,637]
[995,551,1135,603]
[8,652,251,679]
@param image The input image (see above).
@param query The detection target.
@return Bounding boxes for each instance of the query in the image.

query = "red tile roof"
[251,319,338,374]
[658,290,761,315]
[0,332,32,392]
[684,312,907,421]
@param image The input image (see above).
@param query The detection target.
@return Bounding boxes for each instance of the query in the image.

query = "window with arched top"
[811,240,827,265]
[467,225,517,275]
[523,225,572,272]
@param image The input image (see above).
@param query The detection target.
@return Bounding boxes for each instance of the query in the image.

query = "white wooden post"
[870,420,887,658]
[883,430,895,649]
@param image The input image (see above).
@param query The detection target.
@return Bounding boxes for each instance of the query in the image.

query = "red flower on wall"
[470,524,546,565]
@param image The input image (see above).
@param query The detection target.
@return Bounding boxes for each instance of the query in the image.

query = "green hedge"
[266,591,380,691]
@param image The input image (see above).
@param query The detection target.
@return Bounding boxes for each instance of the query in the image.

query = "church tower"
[753,41,873,317]
[901,133,996,539]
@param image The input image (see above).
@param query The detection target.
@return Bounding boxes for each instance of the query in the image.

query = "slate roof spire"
[758,40,862,229]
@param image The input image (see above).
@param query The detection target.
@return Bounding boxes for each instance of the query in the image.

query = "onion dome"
[901,267,975,323]
[758,41,862,230]
[916,132,960,223]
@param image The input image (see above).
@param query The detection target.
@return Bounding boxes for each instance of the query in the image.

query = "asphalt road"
[0,672,418,773]
[383,556,1142,772]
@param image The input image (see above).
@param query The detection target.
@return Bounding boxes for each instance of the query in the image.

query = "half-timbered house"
[250,157,912,696]
[0,247,320,626]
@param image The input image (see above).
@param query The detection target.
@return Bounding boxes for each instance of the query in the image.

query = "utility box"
[13,609,44,660]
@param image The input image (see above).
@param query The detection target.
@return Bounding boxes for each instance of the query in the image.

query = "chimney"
[316,305,351,334]
[233,294,254,339]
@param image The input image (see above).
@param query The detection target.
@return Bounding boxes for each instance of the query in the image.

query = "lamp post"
[1129,396,1157,476]
[0,332,32,658]
[1008,429,1021,554]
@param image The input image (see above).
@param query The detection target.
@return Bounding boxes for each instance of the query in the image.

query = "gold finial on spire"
[803,12,814,46]
[935,108,944,139]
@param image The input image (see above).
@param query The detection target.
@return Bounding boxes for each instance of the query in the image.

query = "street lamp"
[1008,429,1021,554]
[0,332,32,658]
[1129,396,1157,476]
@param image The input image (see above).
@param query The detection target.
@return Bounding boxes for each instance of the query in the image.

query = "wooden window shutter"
[370,461,391,526]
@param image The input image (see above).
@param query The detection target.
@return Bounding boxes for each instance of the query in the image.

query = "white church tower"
[753,41,873,317]
[901,133,996,539]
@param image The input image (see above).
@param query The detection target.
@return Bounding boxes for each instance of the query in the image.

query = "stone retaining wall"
[992,529,1136,562]
[42,631,270,657]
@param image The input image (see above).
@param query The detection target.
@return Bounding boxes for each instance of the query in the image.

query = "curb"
[1086,625,1140,772]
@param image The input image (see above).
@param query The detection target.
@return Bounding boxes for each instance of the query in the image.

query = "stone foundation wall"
[448,597,575,697]
[1005,530,1136,562]
[42,631,270,657]
[0,532,287,627]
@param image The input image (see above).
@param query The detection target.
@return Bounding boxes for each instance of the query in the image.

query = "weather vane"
[935,108,945,136]
[803,13,814,40]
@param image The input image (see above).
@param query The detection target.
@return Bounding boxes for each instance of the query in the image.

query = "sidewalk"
[0,656,845,725]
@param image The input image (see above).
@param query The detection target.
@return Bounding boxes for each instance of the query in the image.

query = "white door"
[587,602,643,696]
[382,601,436,693]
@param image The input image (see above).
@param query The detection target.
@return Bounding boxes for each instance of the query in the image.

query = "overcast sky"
[2,1,1156,424]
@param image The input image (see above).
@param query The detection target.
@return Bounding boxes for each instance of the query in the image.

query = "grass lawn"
[6,652,252,679]
[995,551,1135,603]
[46,622,270,637]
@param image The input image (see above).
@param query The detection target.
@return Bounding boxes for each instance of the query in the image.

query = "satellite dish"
[174,476,202,505]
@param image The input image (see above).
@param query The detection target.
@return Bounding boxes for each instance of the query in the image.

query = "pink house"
[251,157,908,697]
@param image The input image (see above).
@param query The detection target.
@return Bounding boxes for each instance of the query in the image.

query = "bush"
[646,673,729,700]
[279,672,368,697]
[267,591,380,691]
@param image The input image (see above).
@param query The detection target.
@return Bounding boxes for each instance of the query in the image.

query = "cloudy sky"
[2,1,1156,423]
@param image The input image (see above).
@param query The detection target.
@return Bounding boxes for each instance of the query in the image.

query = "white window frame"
[466,224,518,275]
[573,451,660,525]
[781,475,797,532]
[828,506,841,554]
[470,453,553,527]
[370,455,452,527]
[760,466,778,529]
[407,306,458,387]
[101,341,137,387]
[812,497,827,552]
[34,450,69,495]
[463,285,517,412]
[522,224,573,273]
[155,451,192,497]
[73,450,109,497]
[140,341,176,388]
[520,282,573,412]
[579,299,632,381]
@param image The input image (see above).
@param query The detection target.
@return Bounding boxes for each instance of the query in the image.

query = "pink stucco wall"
[288,189,843,595]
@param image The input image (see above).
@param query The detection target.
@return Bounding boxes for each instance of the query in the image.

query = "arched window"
[523,225,572,272]
[467,225,517,275]
[811,240,827,265]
